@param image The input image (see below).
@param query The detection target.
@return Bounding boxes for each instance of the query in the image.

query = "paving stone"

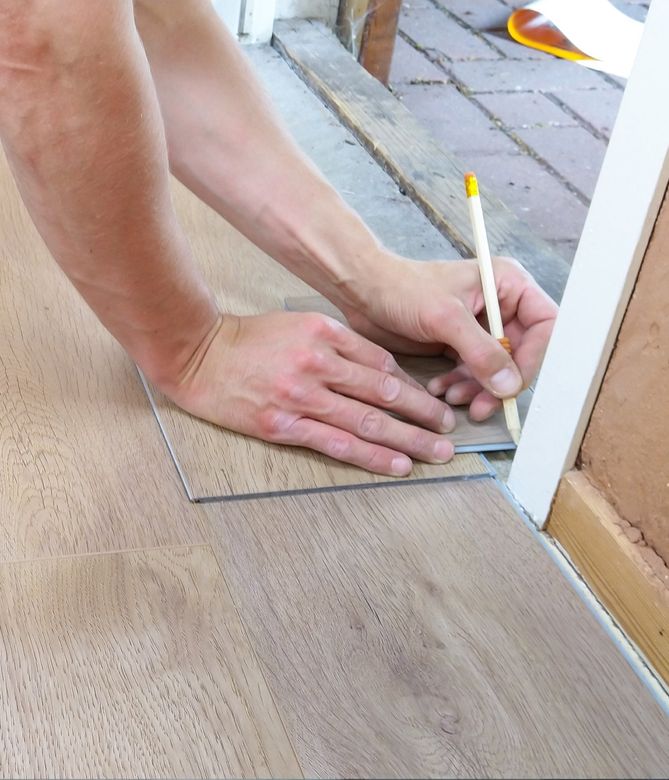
[450,57,611,93]
[399,3,499,61]
[476,91,577,129]
[496,0,530,8]
[432,0,510,30]
[514,125,608,200]
[390,36,449,85]
[482,30,559,60]
[550,89,623,138]
[394,83,518,155]
[610,0,650,22]
[463,152,588,242]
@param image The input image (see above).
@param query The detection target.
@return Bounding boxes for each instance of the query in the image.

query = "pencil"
[464,171,521,445]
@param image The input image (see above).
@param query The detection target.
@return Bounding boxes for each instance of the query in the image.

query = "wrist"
[129,287,223,395]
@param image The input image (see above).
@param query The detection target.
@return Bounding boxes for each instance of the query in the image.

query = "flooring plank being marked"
[0,151,205,562]
[141,179,488,502]
[202,479,669,778]
[0,544,301,779]
[286,293,531,451]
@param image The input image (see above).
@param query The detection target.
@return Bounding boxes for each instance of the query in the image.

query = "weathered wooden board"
[272,19,570,301]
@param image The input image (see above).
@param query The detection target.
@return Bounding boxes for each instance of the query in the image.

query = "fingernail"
[442,409,455,433]
[433,439,454,462]
[426,379,441,396]
[445,386,462,405]
[490,367,521,396]
[391,456,412,476]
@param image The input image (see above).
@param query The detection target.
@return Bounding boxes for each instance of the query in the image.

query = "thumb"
[439,302,522,398]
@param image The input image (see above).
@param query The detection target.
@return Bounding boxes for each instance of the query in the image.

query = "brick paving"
[389,0,650,266]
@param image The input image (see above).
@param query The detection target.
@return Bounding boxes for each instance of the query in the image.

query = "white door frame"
[508,0,669,529]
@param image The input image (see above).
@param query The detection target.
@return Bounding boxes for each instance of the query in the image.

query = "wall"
[581,187,669,566]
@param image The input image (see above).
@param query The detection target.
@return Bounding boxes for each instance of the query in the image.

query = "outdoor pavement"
[389,0,649,265]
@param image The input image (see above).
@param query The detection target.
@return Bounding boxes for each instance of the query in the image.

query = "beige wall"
[581,187,669,565]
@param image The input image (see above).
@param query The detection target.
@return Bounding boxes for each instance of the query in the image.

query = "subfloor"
[1,42,668,779]
[390,0,650,266]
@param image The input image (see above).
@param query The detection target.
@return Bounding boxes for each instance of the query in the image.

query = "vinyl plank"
[0,544,301,779]
[142,179,488,501]
[286,294,532,451]
[0,152,205,562]
[202,479,669,778]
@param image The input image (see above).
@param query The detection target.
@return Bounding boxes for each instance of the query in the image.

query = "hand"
[338,254,558,421]
[164,310,459,475]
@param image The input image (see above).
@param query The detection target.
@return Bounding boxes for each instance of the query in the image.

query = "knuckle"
[272,373,297,402]
[327,436,351,459]
[257,408,295,441]
[410,429,430,454]
[427,397,447,424]
[363,448,386,473]
[468,343,506,371]
[304,313,340,340]
[358,409,385,439]
[381,351,398,374]
[379,373,401,403]
[291,347,328,374]
[440,297,467,321]
[290,348,313,372]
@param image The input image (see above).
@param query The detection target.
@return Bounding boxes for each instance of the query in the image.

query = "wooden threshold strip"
[548,469,669,687]
[272,19,570,302]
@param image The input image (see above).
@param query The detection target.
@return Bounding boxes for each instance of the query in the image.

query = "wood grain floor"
[0,154,205,562]
[0,545,301,778]
[142,179,488,501]
[201,479,669,779]
[1,57,668,779]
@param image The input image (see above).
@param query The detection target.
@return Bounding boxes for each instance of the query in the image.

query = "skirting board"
[548,469,669,687]
[286,294,531,452]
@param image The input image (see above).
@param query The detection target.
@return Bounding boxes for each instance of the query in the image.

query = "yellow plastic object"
[507,8,593,63]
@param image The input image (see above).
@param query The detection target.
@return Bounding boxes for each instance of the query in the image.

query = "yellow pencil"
[464,172,521,446]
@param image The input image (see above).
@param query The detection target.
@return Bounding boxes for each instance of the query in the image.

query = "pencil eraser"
[464,172,479,198]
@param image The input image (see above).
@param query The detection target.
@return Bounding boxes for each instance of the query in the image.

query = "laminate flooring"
[0,154,205,562]
[0,545,300,778]
[142,179,488,501]
[201,478,669,778]
[1,42,668,780]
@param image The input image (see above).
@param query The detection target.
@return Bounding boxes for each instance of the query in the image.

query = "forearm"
[0,1,219,389]
[135,0,388,309]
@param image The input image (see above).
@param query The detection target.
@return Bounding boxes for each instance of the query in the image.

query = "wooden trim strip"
[548,470,669,687]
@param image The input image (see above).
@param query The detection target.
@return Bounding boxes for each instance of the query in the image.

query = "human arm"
[134,0,557,410]
[0,0,457,476]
